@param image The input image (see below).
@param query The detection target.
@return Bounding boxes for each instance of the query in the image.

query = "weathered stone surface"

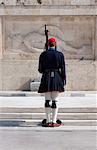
[0,1,96,91]
[0,60,39,90]
[0,0,96,5]
[95,61,97,90]
[4,16,94,60]
[0,7,96,16]
[0,18,2,90]
[0,62,2,90]
[66,60,96,91]
[0,60,96,91]
[95,17,97,60]
[0,18,2,59]
[70,0,95,5]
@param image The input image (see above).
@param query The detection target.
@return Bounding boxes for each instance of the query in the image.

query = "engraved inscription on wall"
[4,16,94,59]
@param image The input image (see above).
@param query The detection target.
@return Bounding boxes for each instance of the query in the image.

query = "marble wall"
[0,1,97,91]
[0,60,96,91]
[4,16,94,60]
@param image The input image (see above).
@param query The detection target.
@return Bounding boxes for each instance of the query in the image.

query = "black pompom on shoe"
[56,119,64,126]
[41,119,52,127]
[56,119,62,124]
[41,119,47,127]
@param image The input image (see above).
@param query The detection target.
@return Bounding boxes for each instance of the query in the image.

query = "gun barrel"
[45,24,46,35]
[45,24,48,50]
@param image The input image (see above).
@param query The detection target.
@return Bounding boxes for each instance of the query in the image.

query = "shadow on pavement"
[0,120,26,127]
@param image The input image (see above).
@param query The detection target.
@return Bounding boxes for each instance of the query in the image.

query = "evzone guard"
[38,25,66,127]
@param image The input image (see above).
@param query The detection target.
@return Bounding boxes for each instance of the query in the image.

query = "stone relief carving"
[5,17,93,59]
[0,0,96,5]
[0,0,40,5]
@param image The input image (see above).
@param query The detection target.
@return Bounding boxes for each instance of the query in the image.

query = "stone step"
[0,92,96,124]
[0,91,96,97]
[0,112,97,120]
[25,120,97,127]
[0,95,96,109]
[0,119,97,127]
[0,107,97,113]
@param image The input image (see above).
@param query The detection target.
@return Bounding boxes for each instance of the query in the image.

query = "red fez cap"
[48,38,56,43]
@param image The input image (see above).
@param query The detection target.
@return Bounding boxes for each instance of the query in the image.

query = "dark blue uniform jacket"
[38,48,66,93]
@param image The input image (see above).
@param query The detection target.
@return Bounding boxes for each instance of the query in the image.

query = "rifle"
[45,25,49,51]
[45,25,57,51]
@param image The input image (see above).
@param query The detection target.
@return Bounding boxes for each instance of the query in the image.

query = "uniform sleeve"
[38,53,44,73]
[61,53,66,85]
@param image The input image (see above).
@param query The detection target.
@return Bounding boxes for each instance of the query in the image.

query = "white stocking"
[52,107,58,123]
[45,107,51,123]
